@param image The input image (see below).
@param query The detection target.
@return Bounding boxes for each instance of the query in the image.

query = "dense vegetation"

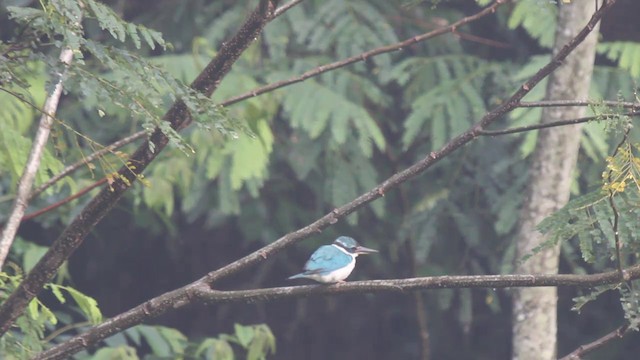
[1,0,640,359]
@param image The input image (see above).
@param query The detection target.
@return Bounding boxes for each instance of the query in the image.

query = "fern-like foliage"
[598,42,640,79]
[536,134,640,264]
[4,0,230,161]
[0,265,102,357]
[384,55,493,149]
[507,0,557,48]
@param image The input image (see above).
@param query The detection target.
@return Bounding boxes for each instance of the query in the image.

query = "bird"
[288,236,378,284]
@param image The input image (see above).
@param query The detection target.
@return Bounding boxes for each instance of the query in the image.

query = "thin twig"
[559,324,629,360]
[21,178,108,223]
[0,47,74,268]
[606,129,631,277]
[608,193,623,276]
[42,321,92,344]
[274,0,303,17]
[518,100,640,109]
[478,111,640,136]
[219,0,506,107]
[29,131,146,200]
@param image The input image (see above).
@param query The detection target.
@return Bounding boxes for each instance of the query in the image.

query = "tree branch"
[478,111,640,136]
[29,131,146,200]
[36,265,640,360]
[220,0,507,107]
[518,100,640,109]
[274,0,303,17]
[21,178,108,223]
[0,0,281,336]
[559,324,630,360]
[0,46,74,268]
[32,1,618,358]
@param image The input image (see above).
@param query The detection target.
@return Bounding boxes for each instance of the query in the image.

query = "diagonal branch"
[559,323,630,360]
[0,47,74,268]
[28,131,146,200]
[0,0,281,336]
[274,0,303,17]
[36,264,640,360]
[220,0,506,107]
[32,1,618,358]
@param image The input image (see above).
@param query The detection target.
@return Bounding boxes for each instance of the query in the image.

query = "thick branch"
[36,265,640,360]
[33,1,617,358]
[0,0,280,336]
[0,47,74,268]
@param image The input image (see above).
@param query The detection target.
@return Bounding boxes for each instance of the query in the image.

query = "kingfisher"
[288,236,378,284]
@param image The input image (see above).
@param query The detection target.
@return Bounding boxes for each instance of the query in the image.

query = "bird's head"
[333,236,378,256]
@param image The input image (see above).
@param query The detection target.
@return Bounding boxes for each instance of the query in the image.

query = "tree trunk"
[511,3,601,360]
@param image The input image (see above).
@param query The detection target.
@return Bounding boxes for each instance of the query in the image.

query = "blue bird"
[288,236,378,284]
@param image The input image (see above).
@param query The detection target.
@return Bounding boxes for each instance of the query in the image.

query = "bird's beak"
[355,246,378,255]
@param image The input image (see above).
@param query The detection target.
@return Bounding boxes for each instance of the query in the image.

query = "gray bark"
[511,3,601,360]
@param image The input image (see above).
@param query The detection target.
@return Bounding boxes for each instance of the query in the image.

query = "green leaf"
[195,338,234,360]
[48,283,66,304]
[62,285,103,324]
[157,326,188,354]
[234,323,254,348]
[507,0,556,48]
[138,325,170,356]
[228,121,273,190]
[23,243,49,273]
[86,0,127,41]
[91,346,138,360]
[597,42,640,78]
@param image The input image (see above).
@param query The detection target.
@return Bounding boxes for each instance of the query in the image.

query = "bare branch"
[0,47,74,268]
[29,131,146,200]
[220,0,507,107]
[518,100,640,109]
[35,265,640,360]
[478,111,640,136]
[274,0,303,17]
[559,324,630,360]
[22,178,108,223]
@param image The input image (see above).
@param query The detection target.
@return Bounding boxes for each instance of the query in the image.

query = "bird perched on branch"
[288,236,378,284]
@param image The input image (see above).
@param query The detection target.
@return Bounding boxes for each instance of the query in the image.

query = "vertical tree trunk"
[511,3,601,360]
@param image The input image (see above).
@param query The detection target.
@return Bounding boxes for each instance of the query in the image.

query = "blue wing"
[302,245,352,275]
